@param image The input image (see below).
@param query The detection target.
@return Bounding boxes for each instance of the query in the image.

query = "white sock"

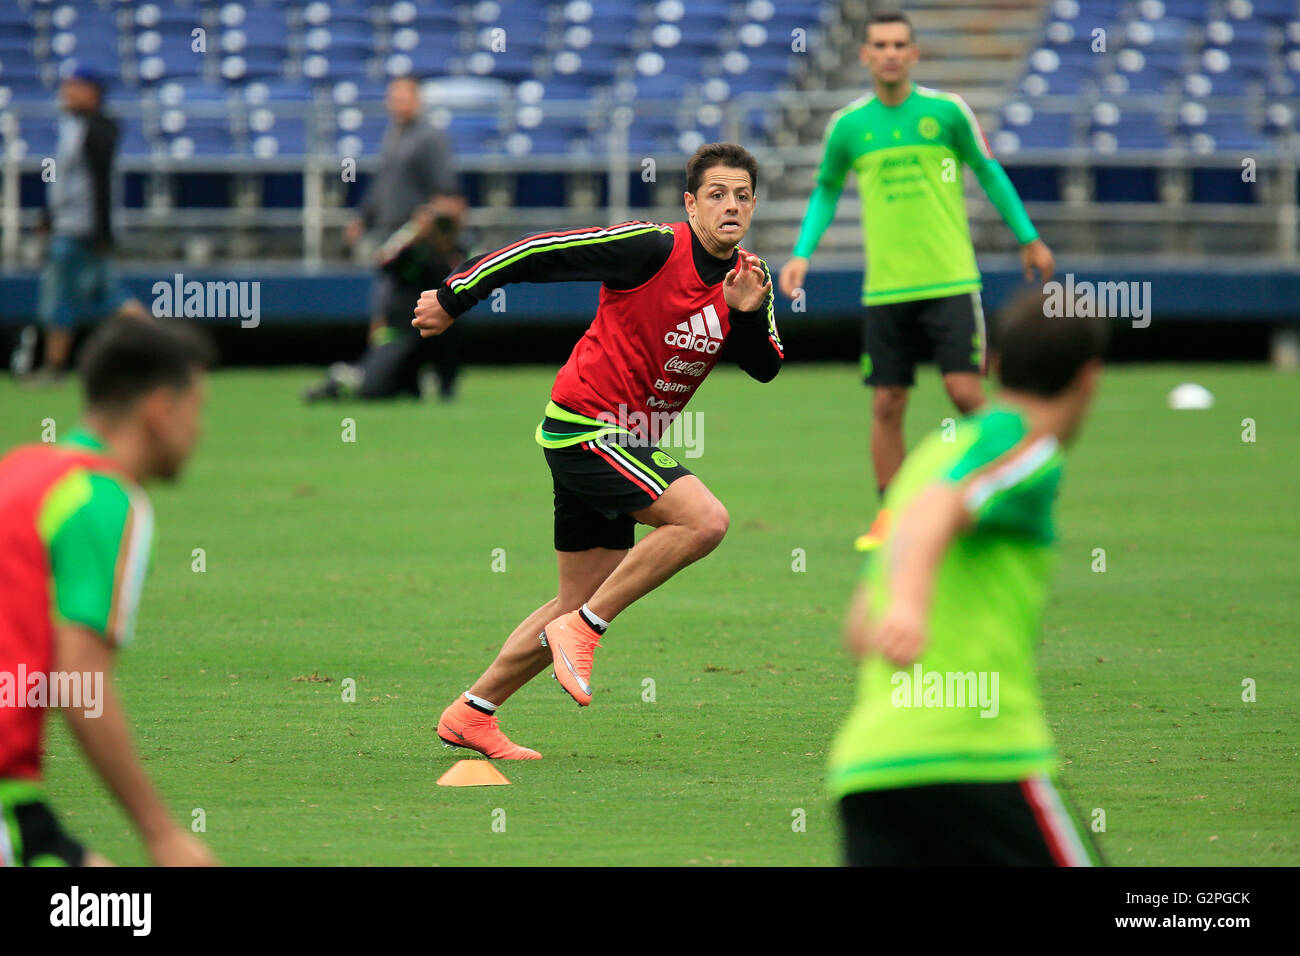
[581,603,610,631]
[463,691,498,712]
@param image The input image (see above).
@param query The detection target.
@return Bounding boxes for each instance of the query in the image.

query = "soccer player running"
[0,319,217,866]
[828,293,1106,866]
[413,143,783,759]
[777,11,1055,551]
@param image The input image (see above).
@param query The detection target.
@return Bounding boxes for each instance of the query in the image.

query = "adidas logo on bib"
[664,304,723,354]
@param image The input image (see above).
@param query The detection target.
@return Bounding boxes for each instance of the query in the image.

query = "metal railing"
[3,87,1297,267]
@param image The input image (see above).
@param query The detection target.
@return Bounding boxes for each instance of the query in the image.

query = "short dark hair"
[993,292,1108,397]
[78,319,215,414]
[866,10,914,41]
[685,143,758,195]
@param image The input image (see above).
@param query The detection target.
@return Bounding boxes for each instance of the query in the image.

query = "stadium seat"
[1151,0,1215,24]
[241,80,317,104]
[1184,69,1256,96]
[12,117,57,157]
[1126,15,1194,48]
[528,75,593,101]
[521,112,589,153]
[138,50,207,84]
[250,117,309,158]
[1090,103,1170,150]
[331,78,388,106]
[0,77,51,106]
[1202,46,1271,82]
[1178,101,1272,152]
[153,79,229,106]
[1026,45,1101,87]
[166,120,238,159]
[1073,0,1126,21]
[623,115,681,153]
[1247,0,1298,23]
[1020,70,1091,96]
[726,65,794,94]
[1107,46,1186,92]
[118,125,155,157]
[999,103,1077,150]
[334,113,388,155]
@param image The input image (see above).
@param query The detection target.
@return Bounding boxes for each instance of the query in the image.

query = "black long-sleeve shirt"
[434,220,783,383]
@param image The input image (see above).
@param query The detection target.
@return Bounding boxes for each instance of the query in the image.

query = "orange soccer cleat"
[437,698,541,760]
[854,507,892,552]
[539,610,602,706]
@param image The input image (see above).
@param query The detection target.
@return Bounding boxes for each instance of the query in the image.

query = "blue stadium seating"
[1010,0,1300,156]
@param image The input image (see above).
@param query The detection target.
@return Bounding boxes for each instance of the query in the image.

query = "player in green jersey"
[0,319,217,866]
[777,11,1056,551]
[827,292,1106,866]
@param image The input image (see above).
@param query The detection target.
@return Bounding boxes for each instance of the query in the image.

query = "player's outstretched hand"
[778,256,808,299]
[412,289,455,337]
[147,826,219,867]
[724,252,772,312]
[1021,238,1055,284]
[872,603,929,665]
[843,583,876,659]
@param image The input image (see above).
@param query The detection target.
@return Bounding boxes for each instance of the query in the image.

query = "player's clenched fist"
[412,289,454,337]
[872,603,929,665]
[723,252,772,313]
[778,256,808,299]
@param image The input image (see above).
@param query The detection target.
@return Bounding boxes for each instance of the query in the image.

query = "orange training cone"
[437,759,512,787]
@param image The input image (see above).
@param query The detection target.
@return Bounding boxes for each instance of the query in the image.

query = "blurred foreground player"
[0,320,218,866]
[828,293,1105,866]
[414,144,783,759]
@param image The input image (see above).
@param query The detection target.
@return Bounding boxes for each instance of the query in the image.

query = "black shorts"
[544,432,694,552]
[0,787,86,866]
[839,777,1101,866]
[861,290,986,387]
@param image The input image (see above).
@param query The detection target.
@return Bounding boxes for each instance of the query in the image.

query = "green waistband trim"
[864,277,982,304]
[832,746,1056,779]
[0,779,46,805]
[535,401,633,449]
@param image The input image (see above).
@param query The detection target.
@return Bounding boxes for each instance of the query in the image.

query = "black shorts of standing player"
[860,291,987,387]
[839,777,1104,866]
[544,430,694,552]
[0,792,87,866]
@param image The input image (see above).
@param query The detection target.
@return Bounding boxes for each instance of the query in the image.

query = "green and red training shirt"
[0,429,151,782]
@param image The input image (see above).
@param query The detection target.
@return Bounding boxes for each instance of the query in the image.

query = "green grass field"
[2,363,1296,866]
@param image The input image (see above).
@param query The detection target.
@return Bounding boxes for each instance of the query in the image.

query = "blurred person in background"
[23,68,150,381]
[777,12,1054,552]
[344,75,467,359]
[306,199,466,402]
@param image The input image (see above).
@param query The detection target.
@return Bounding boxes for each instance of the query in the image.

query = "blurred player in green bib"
[828,293,1106,866]
[0,319,217,866]
[777,11,1055,550]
